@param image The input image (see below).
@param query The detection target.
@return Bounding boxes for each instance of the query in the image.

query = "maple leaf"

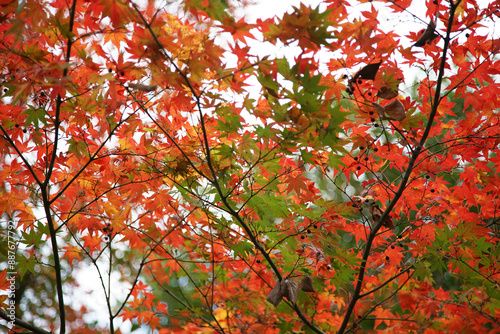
[61,245,83,265]
[220,17,255,43]
[101,0,130,27]
[284,173,312,195]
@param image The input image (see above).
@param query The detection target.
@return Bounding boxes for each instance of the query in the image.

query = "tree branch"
[126,4,326,332]
[337,2,460,333]
[0,311,52,334]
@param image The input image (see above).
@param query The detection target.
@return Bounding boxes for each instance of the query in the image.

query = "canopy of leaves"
[0,0,499,333]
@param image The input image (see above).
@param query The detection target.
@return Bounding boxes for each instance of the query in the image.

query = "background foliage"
[0,0,499,333]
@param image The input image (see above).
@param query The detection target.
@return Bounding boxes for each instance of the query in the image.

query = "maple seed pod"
[369,111,374,115]
[356,166,361,170]
[354,156,359,161]
[385,256,390,261]
[374,147,379,152]
[370,118,375,122]
[368,92,372,96]
[430,189,435,193]
[364,156,369,161]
